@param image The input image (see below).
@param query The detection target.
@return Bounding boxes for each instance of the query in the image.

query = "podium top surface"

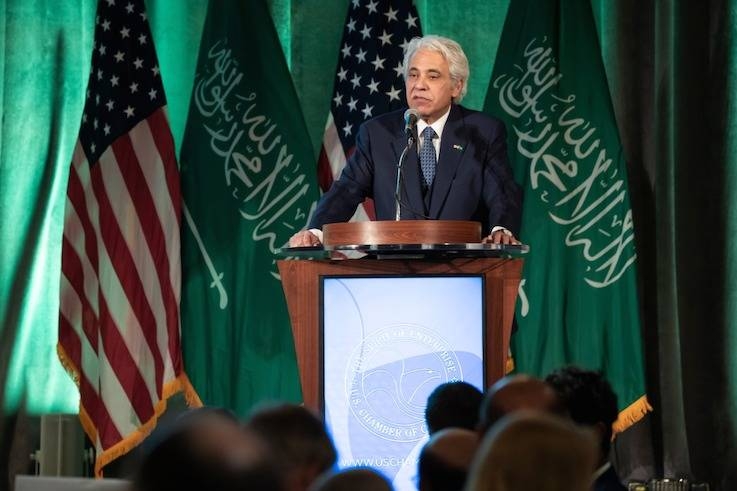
[322,220,481,247]
[276,242,529,259]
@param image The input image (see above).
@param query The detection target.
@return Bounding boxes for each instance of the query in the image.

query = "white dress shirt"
[416,106,451,159]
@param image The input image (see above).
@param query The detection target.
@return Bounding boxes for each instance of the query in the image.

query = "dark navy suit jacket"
[309,104,522,235]
[595,465,627,491]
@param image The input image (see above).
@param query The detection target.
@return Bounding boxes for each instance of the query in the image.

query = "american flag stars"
[80,0,165,163]
[329,0,422,145]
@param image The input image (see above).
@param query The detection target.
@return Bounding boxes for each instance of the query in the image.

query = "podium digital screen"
[320,275,485,491]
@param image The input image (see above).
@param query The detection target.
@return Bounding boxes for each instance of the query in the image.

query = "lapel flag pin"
[453,144,464,151]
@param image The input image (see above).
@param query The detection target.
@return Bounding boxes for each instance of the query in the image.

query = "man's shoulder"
[359,106,507,135]
[454,104,506,129]
[366,107,406,127]
[354,108,405,140]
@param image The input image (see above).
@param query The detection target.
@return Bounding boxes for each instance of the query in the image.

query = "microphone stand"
[394,134,414,221]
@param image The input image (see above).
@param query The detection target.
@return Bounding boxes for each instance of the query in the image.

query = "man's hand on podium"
[482,229,521,245]
[289,230,322,247]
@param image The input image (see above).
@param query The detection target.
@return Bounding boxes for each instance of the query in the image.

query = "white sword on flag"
[183,203,229,309]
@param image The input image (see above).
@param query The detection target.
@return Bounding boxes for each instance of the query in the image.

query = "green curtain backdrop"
[2,0,737,487]
[1,1,97,414]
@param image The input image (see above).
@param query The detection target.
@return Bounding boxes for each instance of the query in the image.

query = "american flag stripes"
[58,0,199,475]
[317,0,422,220]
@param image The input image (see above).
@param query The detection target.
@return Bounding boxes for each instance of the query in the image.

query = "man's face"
[405,49,462,124]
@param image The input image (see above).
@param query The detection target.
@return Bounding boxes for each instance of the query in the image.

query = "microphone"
[395,109,418,220]
[403,108,419,143]
[394,146,410,220]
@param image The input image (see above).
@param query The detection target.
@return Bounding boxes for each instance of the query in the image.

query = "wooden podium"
[277,221,525,410]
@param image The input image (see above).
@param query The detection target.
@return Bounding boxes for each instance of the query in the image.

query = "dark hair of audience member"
[309,467,393,491]
[246,403,337,490]
[545,365,619,456]
[134,407,283,491]
[477,374,565,435]
[418,450,465,491]
[465,411,598,491]
[424,381,483,435]
[417,428,478,491]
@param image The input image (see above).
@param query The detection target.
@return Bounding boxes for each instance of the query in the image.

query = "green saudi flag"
[484,0,650,430]
[179,0,319,415]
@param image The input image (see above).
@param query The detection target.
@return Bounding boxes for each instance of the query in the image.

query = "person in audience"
[465,411,598,491]
[309,467,393,491]
[134,407,283,491]
[477,374,564,435]
[545,366,627,491]
[417,428,478,491]
[424,381,483,435]
[246,403,337,491]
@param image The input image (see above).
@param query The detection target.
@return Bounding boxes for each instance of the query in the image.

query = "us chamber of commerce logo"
[345,324,462,442]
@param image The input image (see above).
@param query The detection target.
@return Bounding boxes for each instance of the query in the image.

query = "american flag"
[318,0,422,220]
[58,0,199,476]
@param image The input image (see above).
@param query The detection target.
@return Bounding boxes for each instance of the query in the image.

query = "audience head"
[246,402,337,491]
[545,365,619,459]
[309,468,393,491]
[477,374,564,435]
[465,411,598,491]
[134,407,283,491]
[424,381,483,435]
[418,428,478,491]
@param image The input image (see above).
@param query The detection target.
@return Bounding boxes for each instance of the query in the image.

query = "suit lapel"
[429,105,467,218]
[391,134,425,218]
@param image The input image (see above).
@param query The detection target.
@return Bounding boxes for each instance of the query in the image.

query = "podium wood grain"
[322,220,481,246]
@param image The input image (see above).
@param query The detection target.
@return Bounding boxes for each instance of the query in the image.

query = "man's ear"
[451,79,463,101]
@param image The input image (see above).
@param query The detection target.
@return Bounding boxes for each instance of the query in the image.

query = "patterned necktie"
[420,127,437,188]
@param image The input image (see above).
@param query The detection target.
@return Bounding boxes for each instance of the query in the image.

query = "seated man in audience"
[545,366,627,491]
[477,374,565,436]
[134,407,283,491]
[424,381,483,435]
[309,468,393,491]
[246,403,337,491]
[417,428,479,491]
[465,411,598,491]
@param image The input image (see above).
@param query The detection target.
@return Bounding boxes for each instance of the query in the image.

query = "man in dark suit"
[290,35,522,246]
[545,366,627,491]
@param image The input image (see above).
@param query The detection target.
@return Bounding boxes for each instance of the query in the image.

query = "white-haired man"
[290,35,522,246]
